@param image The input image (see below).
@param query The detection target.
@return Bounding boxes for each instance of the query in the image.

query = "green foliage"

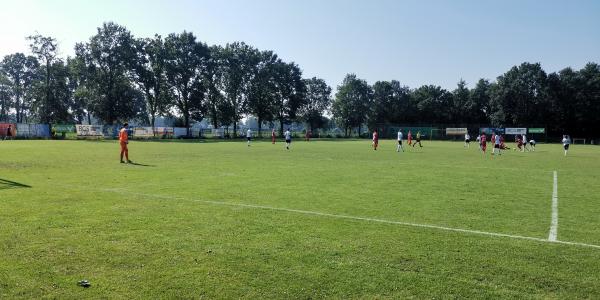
[332,74,373,136]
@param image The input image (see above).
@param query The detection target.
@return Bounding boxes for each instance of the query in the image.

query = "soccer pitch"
[1,139,599,298]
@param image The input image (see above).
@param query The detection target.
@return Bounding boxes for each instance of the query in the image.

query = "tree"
[219,42,257,137]
[31,60,73,123]
[0,53,40,123]
[451,79,469,123]
[332,74,372,137]
[28,34,60,123]
[164,31,209,135]
[489,62,549,127]
[299,77,331,132]
[204,45,227,129]
[75,22,139,124]
[272,61,306,136]
[410,85,453,124]
[246,50,278,137]
[134,35,171,131]
[0,72,12,121]
[469,79,492,124]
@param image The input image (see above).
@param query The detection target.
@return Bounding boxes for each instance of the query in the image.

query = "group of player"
[115,123,574,163]
[470,132,536,156]
[372,129,423,151]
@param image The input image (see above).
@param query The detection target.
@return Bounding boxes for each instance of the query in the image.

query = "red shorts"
[120,141,128,151]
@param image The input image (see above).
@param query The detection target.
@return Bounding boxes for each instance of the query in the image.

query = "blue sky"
[1,0,599,90]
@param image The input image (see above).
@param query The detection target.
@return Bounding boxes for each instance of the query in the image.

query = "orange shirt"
[119,128,128,142]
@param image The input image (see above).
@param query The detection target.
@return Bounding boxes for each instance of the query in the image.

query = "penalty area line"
[100,188,600,250]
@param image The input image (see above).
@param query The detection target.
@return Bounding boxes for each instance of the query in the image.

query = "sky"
[1,0,599,90]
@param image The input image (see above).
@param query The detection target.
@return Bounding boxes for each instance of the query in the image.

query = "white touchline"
[100,187,600,250]
[549,171,559,241]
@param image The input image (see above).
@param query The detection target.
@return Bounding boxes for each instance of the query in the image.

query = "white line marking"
[101,188,600,250]
[549,171,559,241]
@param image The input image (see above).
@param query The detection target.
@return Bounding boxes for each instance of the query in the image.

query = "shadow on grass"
[126,161,155,167]
[0,178,31,190]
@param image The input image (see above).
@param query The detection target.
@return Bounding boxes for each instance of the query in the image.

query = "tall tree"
[332,74,372,137]
[75,22,139,124]
[219,42,256,137]
[451,79,469,123]
[247,50,278,137]
[164,31,209,135]
[299,77,332,132]
[134,35,171,131]
[0,53,40,123]
[489,62,549,127]
[469,79,492,124]
[273,61,306,136]
[27,34,59,122]
[0,72,12,121]
[410,85,453,124]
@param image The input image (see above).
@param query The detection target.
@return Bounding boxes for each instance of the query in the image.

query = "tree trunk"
[151,115,156,137]
[184,112,190,137]
[233,121,237,138]
[279,116,284,137]
[257,117,262,138]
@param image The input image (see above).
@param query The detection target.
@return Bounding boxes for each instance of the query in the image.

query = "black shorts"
[494,144,500,149]
[247,137,251,141]
[398,140,402,145]
[564,144,569,150]
[529,142,535,146]
[415,138,421,142]
[465,139,470,143]
[286,139,291,143]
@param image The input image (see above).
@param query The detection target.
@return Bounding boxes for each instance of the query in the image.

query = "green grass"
[1,139,599,298]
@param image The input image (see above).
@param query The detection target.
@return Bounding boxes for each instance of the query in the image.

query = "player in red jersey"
[372,130,379,150]
[407,130,412,146]
[271,128,276,144]
[480,133,487,154]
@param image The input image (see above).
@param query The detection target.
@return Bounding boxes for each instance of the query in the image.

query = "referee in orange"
[119,123,132,163]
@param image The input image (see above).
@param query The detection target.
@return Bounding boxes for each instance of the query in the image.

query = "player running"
[464,132,471,148]
[562,135,570,156]
[119,123,131,163]
[480,133,487,154]
[246,129,252,147]
[412,131,423,148]
[284,128,292,150]
[371,130,379,150]
[396,129,404,152]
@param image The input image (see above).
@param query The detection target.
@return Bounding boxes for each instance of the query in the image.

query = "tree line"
[1,22,599,138]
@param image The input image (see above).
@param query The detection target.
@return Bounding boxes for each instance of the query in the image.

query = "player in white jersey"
[464,132,471,148]
[562,135,570,156]
[493,134,502,155]
[396,130,404,152]
[529,139,536,151]
[521,134,528,152]
[284,129,292,150]
[246,129,252,146]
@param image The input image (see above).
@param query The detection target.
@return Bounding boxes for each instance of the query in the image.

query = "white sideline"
[549,171,559,241]
[101,188,600,250]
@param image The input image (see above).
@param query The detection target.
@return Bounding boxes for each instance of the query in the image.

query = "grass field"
[1,139,600,298]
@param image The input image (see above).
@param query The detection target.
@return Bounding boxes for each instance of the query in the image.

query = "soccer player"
[515,135,523,151]
[464,132,471,148]
[284,128,292,150]
[412,131,423,148]
[480,133,487,154]
[119,123,131,163]
[271,129,276,144]
[562,135,570,156]
[407,130,412,146]
[372,130,379,150]
[529,139,536,151]
[521,134,529,152]
[4,124,13,141]
[246,128,252,147]
[396,129,404,152]
[492,133,501,155]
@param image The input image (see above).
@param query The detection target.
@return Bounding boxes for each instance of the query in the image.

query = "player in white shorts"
[246,129,252,146]
[284,129,292,150]
[529,139,536,151]
[464,132,471,148]
[396,129,404,152]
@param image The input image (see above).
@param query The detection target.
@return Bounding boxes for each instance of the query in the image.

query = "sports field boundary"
[549,171,559,241]
[99,187,600,250]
